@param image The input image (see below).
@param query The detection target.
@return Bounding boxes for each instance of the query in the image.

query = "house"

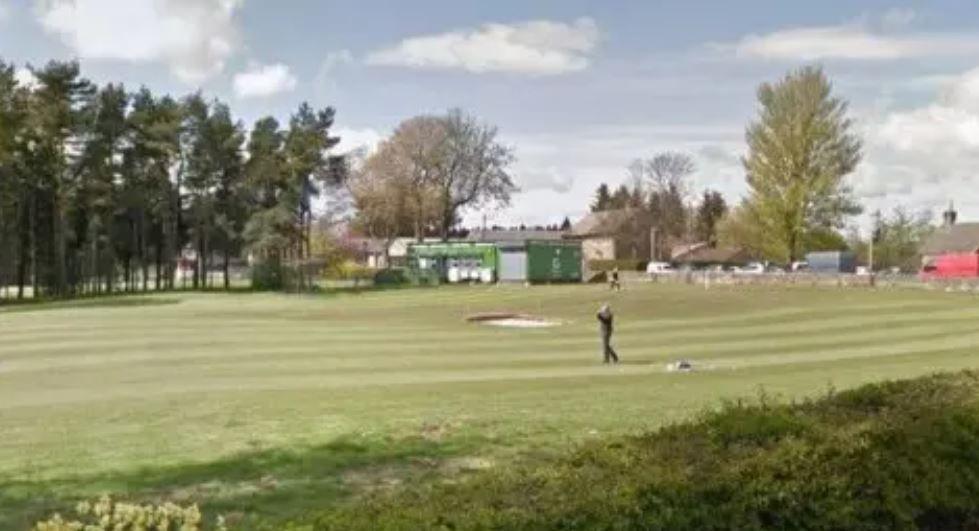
[672,243,752,269]
[344,238,389,269]
[918,203,979,277]
[920,224,979,276]
[570,209,653,262]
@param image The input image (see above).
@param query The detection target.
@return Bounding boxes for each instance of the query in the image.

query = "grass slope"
[309,371,979,530]
[2,284,979,527]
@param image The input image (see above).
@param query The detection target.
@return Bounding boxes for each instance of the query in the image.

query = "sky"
[2,1,979,232]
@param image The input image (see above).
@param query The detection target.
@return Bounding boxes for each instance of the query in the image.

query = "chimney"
[943,201,958,227]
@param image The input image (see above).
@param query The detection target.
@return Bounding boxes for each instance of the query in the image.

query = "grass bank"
[305,371,979,530]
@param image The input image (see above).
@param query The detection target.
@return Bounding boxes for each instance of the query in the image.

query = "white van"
[646,262,675,275]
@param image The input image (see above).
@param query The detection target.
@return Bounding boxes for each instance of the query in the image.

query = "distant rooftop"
[921,222,979,255]
[467,229,567,243]
[571,209,641,237]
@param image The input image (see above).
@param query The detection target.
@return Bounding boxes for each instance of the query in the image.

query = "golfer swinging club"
[597,303,619,364]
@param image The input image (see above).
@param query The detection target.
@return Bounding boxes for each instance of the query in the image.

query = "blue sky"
[2,1,979,230]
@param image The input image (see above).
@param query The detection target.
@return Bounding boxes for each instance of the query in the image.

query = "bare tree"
[348,148,428,258]
[644,152,694,191]
[630,152,696,258]
[434,109,516,240]
[356,110,516,241]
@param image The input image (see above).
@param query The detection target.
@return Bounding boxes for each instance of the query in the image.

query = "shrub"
[301,371,979,530]
[34,495,213,531]
[373,268,408,286]
[325,261,374,282]
[404,268,441,286]
[587,259,647,272]
[250,261,296,291]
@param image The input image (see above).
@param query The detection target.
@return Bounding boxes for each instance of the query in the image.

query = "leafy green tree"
[181,96,245,289]
[0,62,29,298]
[284,103,343,260]
[848,208,934,272]
[743,66,862,262]
[27,61,95,297]
[242,116,290,265]
[75,84,128,293]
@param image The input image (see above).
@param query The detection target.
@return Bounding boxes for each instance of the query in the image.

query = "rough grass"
[3,283,979,527]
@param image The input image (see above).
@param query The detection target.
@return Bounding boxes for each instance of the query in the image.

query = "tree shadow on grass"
[0,433,484,529]
[0,296,182,314]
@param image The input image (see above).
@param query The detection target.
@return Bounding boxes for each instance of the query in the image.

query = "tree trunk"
[155,240,163,291]
[53,193,67,297]
[16,193,30,300]
[223,249,230,290]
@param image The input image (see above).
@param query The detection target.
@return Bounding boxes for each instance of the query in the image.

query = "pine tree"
[591,183,611,212]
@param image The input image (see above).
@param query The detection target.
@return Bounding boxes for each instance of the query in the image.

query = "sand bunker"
[466,312,562,328]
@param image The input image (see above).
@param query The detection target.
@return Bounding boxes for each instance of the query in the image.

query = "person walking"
[597,303,619,364]
[609,267,621,291]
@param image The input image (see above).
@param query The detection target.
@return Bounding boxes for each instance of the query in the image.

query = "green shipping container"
[526,241,582,283]
[408,242,498,281]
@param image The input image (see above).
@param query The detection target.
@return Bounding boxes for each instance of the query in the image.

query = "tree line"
[0,59,344,300]
[589,152,728,260]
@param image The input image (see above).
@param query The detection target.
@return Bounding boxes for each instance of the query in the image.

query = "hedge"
[587,259,647,272]
[301,371,979,530]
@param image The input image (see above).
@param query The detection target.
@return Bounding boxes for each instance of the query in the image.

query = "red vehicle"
[921,253,979,279]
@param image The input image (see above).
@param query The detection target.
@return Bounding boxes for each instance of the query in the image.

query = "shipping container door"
[499,251,527,281]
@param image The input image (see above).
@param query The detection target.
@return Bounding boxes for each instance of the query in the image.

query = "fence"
[619,270,979,292]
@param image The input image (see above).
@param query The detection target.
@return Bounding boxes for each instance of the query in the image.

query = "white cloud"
[232,62,298,99]
[35,0,243,83]
[334,127,383,155]
[724,23,979,61]
[851,66,979,220]
[366,17,600,75]
[517,167,575,194]
[882,8,916,30]
[314,50,353,97]
[14,68,38,88]
[0,1,9,22]
[321,50,353,74]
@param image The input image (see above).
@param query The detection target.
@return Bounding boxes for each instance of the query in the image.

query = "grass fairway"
[2,283,979,527]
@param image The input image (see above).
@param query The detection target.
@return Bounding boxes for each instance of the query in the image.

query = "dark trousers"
[602,332,619,363]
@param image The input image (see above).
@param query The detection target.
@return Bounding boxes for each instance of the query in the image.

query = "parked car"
[790,261,809,272]
[646,262,676,275]
[735,262,766,275]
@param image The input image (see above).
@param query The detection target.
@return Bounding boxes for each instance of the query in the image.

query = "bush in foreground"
[34,495,213,530]
[304,372,979,530]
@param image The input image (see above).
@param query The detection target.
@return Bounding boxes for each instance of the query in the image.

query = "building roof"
[920,223,979,255]
[345,237,387,254]
[571,209,641,237]
[673,244,753,265]
[670,242,709,261]
[467,229,567,243]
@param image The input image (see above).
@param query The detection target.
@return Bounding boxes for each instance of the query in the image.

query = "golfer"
[597,304,619,364]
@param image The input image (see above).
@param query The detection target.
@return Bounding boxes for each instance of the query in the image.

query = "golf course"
[4,283,979,528]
